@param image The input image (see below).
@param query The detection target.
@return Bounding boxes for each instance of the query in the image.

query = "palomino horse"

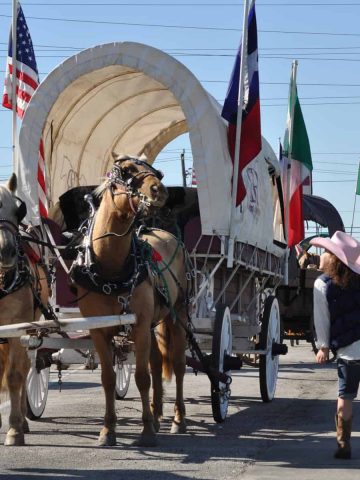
[71,154,189,447]
[0,174,50,446]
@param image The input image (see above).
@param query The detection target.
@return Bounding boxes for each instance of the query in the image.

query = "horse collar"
[70,235,149,310]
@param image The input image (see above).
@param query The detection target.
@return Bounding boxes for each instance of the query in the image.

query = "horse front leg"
[0,344,9,430]
[169,308,187,434]
[133,320,157,447]
[91,329,117,447]
[21,383,30,434]
[4,339,29,446]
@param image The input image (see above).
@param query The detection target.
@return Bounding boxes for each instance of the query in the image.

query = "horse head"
[103,153,168,216]
[0,173,27,269]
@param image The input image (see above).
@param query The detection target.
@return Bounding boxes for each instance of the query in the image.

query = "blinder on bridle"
[109,157,164,192]
[15,196,27,224]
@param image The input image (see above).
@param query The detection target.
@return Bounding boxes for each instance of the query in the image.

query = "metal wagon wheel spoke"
[211,304,232,423]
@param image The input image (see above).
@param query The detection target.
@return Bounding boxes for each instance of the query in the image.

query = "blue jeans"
[338,358,360,400]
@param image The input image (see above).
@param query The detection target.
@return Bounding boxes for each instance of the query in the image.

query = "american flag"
[2,3,48,218]
[221,0,261,206]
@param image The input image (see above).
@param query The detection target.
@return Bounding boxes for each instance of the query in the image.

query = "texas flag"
[221,0,261,206]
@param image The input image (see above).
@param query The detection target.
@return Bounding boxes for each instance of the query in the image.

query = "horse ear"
[112,151,120,162]
[112,152,134,165]
[7,173,17,193]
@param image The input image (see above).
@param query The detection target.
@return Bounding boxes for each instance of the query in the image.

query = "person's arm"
[313,277,330,363]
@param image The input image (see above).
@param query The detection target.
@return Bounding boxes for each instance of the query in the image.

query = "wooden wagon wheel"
[114,360,132,400]
[259,296,281,403]
[26,363,50,420]
[210,304,232,423]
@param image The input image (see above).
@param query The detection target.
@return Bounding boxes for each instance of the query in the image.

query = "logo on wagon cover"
[246,167,260,217]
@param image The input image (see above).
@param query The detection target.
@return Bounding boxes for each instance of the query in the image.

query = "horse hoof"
[4,431,25,446]
[153,418,161,433]
[23,419,30,434]
[98,431,116,447]
[134,433,158,447]
[170,420,187,434]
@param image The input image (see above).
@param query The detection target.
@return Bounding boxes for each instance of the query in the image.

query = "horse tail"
[0,343,9,391]
[156,319,173,382]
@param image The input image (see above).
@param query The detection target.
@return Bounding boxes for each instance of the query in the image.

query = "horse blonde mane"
[93,179,108,199]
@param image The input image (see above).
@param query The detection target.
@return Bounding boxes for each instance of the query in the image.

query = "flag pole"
[350,194,357,236]
[350,159,360,235]
[286,60,298,238]
[227,0,250,268]
[11,0,18,172]
[283,60,298,285]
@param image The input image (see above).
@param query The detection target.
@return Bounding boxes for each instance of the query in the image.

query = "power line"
[0,69,359,88]
[2,14,360,37]
[5,50,360,63]
[5,41,360,53]
[1,2,360,6]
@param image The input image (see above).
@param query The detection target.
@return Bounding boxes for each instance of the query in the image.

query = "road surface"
[0,342,359,479]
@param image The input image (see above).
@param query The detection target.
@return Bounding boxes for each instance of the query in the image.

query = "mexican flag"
[283,62,313,247]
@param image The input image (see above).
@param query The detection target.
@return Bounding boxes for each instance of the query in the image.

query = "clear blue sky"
[1,1,360,238]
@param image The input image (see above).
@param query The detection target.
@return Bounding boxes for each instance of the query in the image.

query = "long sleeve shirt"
[313,277,360,360]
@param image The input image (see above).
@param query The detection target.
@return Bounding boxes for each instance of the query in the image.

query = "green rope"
[136,236,178,321]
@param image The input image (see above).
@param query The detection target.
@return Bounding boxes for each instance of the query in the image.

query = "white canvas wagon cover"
[17,41,284,256]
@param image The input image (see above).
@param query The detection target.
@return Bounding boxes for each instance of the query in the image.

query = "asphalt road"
[0,342,359,479]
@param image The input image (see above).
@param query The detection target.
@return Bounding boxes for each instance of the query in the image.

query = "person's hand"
[316,347,329,364]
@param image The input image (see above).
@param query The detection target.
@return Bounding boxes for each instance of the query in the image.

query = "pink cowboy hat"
[310,230,360,275]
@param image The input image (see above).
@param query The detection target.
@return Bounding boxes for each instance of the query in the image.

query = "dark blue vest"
[320,274,360,351]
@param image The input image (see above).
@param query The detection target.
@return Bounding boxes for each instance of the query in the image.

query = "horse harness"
[70,160,173,313]
[0,218,55,321]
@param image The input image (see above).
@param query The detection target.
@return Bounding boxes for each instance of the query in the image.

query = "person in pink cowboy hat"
[310,230,360,459]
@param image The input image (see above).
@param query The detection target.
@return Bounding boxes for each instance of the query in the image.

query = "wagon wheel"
[211,304,232,423]
[309,314,336,363]
[26,365,50,420]
[114,356,132,400]
[259,296,281,403]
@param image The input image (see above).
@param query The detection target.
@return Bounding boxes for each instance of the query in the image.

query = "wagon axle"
[271,342,288,356]
[186,354,242,380]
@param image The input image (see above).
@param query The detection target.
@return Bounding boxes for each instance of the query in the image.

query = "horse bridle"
[106,160,164,215]
[0,219,26,293]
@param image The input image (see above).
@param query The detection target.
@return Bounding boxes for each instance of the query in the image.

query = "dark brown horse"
[0,174,50,446]
[72,154,189,446]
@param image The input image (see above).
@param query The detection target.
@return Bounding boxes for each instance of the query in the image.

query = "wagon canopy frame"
[17,41,233,236]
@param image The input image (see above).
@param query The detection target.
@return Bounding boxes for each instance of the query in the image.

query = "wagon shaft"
[0,314,136,338]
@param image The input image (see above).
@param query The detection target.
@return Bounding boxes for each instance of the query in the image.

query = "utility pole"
[180,149,186,187]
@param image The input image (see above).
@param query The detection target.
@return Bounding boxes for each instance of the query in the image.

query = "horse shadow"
[0,469,208,480]
[15,394,360,472]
